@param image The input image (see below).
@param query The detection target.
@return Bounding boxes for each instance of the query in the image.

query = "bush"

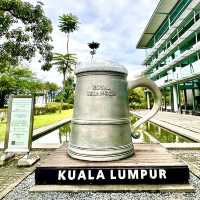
[34,102,73,115]
[62,103,73,110]
[46,103,58,113]
[62,103,68,110]
[35,103,58,115]
[34,106,47,115]
[129,102,146,110]
[0,108,7,122]
[55,95,62,102]
[46,102,60,107]
[67,104,73,109]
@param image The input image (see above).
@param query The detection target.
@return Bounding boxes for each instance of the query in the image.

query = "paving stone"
[0,150,52,199]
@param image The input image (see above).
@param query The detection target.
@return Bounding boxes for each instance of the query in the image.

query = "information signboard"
[4,96,34,153]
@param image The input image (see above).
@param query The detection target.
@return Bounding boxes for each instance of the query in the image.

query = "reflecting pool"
[130,115,195,143]
[33,116,195,146]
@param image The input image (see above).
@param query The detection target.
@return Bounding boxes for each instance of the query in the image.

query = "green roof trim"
[137,0,192,49]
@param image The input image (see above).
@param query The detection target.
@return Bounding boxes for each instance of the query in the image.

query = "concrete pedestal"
[0,152,15,166]
[30,144,193,192]
[18,153,40,167]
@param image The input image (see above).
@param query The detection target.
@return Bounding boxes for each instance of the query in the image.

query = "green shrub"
[129,102,146,110]
[67,104,73,109]
[34,106,46,115]
[46,102,60,107]
[46,104,57,113]
[59,123,71,135]
[0,108,7,122]
[35,103,58,115]
[34,102,73,115]
[62,103,73,110]
[62,103,69,110]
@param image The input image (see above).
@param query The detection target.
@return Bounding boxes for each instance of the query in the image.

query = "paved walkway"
[132,110,200,143]
[0,150,52,199]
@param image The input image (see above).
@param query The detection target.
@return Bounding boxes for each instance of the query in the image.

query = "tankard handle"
[128,75,161,138]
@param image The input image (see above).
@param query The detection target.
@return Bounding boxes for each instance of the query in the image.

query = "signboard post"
[0,95,39,166]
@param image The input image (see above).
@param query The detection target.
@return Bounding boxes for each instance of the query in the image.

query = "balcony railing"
[149,41,200,78]
[144,0,200,65]
[149,18,200,68]
[192,59,200,73]
[154,60,200,88]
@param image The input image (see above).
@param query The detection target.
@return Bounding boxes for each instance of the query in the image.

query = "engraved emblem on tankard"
[68,62,161,161]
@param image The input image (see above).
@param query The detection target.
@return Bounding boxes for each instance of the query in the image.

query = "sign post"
[0,95,39,166]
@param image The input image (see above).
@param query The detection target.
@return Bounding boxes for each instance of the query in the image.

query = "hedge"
[35,102,73,115]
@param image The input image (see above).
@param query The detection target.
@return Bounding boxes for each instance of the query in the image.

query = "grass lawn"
[0,109,73,142]
[0,122,6,141]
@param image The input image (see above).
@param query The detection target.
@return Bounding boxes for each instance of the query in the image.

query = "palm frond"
[88,41,100,50]
[58,13,80,34]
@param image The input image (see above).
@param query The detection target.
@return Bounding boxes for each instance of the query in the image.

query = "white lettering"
[149,169,157,179]
[68,170,76,180]
[58,168,167,182]
[110,170,117,179]
[88,170,95,180]
[141,170,148,179]
[128,170,139,179]
[77,170,86,180]
[159,169,167,179]
[96,170,105,180]
[58,170,66,180]
[118,170,126,179]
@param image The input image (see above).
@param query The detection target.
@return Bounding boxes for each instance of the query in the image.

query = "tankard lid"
[75,61,128,74]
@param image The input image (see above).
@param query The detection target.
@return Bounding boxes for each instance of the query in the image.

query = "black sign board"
[35,166,189,185]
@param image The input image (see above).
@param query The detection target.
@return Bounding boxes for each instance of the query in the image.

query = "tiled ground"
[0,150,52,199]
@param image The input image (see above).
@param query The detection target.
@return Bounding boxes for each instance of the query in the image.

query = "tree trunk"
[45,91,48,105]
[63,70,66,91]
[59,70,66,113]
[91,55,93,63]
[0,92,6,108]
[67,33,69,54]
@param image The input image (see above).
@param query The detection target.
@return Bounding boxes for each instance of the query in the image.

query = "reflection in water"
[144,122,193,143]
[33,123,71,145]
[59,123,71,142]
[33,130,61,144]
[132,131,151,144]
[130,115,194,143]
[34,117,195,145]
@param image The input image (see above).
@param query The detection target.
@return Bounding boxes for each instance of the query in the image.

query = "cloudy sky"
[28,0,159,85]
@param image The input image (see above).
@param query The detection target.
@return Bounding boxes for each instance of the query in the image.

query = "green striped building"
[137,0,200,114]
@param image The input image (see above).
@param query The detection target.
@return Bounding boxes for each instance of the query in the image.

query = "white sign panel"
[5,96,34,153]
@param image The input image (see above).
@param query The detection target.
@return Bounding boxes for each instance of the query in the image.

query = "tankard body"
[68,63,161,161]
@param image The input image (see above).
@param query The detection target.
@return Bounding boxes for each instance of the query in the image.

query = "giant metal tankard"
[68,62,161,161]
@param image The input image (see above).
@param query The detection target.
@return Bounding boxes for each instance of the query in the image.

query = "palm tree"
[52,53,77,111]
[59,13,79,53]
[52,53,77,90]
[88,41,100,63]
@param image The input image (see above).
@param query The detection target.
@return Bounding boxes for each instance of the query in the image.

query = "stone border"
[162,143,200,150]
[30,184,194,193]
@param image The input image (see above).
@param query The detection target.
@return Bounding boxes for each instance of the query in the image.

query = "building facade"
[137,0,200,114]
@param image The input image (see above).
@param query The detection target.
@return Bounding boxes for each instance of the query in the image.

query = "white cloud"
[126,63,145,80]
[26,0,159,85]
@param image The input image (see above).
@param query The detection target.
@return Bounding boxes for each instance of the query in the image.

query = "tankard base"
[67,143,134,161]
